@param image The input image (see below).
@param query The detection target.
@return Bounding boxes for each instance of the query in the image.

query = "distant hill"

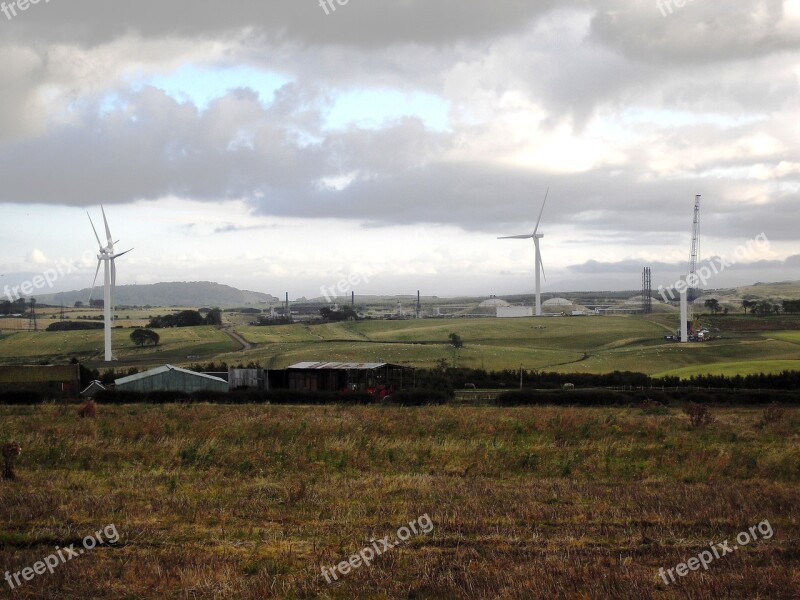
[23,279,800,310]
[735,281,800,300]
[36,281,279,308]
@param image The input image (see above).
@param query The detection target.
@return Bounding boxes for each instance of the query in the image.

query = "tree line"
[147,308,222,328]
[739,299,800,316]
[0,299,29,315]
[692,298,800,316]
[412,366,800,393]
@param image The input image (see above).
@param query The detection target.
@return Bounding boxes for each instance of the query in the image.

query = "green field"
[0,326,237,367]
[2,314,800,376]
[770,331,800,345]
[219,317,800,376]
[653,360,800,378]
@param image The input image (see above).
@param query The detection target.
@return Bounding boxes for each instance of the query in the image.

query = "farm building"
[229,368,266,390]
[227,368,290,391]
[115,365,228,393]
[0,364,81,394]
[80,380,107,398]
[285,362,413,398]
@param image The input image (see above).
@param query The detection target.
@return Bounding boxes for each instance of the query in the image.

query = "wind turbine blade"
[533,187,550,236]
[88,213,102,247]
[111,249,133,260]
[101,205,113,246]
[110,259,116,315]
[88,259,101,303]
[498,234,534,240]
[534,238,546,282]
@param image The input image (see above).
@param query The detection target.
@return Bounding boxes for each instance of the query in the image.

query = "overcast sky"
[1,0,798,300]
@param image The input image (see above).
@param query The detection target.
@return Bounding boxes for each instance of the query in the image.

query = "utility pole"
[28,298,37,331]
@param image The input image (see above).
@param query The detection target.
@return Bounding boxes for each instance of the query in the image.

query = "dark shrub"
[495,389,628,407]
[385,390,451,406]
[759,403,785,426]
[0,391,44,405]
[46,321,104,332]
[77,400,97,418]
[683,403,714,428]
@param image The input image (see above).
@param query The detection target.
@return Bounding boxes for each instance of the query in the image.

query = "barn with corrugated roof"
[115,365,228,393]
[286,362,413,398]
[0,364,81,394]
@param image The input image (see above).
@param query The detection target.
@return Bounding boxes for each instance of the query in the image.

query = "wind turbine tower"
[88,206,132,362]
[498,188,550,316]
[687,194,701,335]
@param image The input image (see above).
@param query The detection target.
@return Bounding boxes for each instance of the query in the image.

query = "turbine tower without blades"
[498,188,549,317]
[88,206,132,362]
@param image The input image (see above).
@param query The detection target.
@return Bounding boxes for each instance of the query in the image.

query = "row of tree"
[424,366,800,392]
[703,298,800,316]
[741,299,789,316]
[147,309,222,328]
[0,299,29,315]
[319,306,359,322]
[130,329,160,346]
[73,300,104,309]
[46,321,104,332]
[781,300,800,314]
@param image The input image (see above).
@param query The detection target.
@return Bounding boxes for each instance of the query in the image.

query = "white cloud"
[0,1,799,295]
[26,249,49,265]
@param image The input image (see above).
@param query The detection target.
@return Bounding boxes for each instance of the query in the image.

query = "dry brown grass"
[0,404,798,598]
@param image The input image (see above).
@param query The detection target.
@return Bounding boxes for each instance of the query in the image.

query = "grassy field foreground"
[1,404,799,598]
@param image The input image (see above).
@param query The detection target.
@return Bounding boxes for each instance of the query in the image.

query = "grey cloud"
[212,223,276,234]
[568,259,682,274]
[0,81,797,244]
[2,0,562,47]
[590,0,800,66]
[1,0,799,254]
[569,255,800,274]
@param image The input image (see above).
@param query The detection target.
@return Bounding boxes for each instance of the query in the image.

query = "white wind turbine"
[88,206,132,362]
[498,188,549,317]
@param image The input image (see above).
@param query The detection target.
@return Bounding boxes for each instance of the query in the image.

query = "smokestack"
[680,289,689,343]
[352,290,355,308]
[285,292,290,320]
[416,290,421,319]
